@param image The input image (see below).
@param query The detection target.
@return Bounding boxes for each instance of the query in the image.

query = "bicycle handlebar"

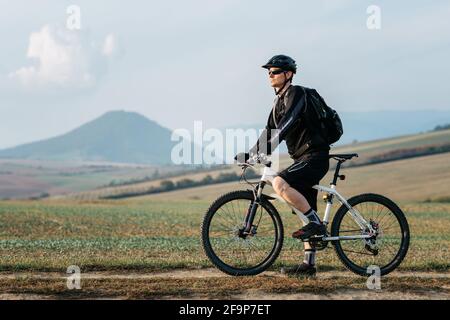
[237,153,272,168]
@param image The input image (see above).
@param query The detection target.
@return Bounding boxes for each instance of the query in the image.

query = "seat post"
[331,160,343,186]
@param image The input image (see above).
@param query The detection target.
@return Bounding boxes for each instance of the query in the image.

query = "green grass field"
[0,196,448,274]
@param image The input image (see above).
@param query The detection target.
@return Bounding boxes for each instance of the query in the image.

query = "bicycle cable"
[239,165,258,188]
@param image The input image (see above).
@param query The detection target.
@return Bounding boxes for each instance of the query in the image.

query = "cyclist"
[235,54,330,276]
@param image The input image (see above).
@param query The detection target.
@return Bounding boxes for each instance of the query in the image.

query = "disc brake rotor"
[364,220,381,255]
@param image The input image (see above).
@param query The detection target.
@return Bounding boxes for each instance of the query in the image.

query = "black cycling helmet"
[262,54,297,73]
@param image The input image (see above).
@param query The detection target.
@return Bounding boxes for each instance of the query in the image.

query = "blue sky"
[1,0,449,148]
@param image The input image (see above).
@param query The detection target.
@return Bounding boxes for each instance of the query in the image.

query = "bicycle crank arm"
[304,234,373,242]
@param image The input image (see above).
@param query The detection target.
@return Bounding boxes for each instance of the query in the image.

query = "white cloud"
[9,24,120,91]
[102,34,117,57]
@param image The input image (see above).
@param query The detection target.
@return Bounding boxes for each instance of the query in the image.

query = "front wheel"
[201,190,284,276]
[331,193,410,276]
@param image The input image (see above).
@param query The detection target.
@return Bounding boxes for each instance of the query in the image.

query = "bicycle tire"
[201,190,284,276]
[331,193,410,276]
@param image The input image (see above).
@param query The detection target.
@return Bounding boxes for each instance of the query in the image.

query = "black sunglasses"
[268,69,286,76]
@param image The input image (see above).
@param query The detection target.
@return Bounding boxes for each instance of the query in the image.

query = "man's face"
[268,67,292,88]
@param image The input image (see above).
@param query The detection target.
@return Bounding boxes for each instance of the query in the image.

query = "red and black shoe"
[292,222,327,240]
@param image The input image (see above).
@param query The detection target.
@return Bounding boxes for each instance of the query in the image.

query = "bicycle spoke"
[382,216,400,232]
[212,213,236,229]
[339,229,363,233]
[209,227,233,236]
[343,249,375,256]
[217,207,238,228]
[374,203,385,223]
[377,210,393,228]
[226,200,240,225]
[230,200,242,225]
[211,222,234,235]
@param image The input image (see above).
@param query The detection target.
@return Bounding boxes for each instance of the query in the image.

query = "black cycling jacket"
[249,85,329,160]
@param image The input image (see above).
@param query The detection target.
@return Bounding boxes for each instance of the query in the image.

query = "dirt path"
[1,268,449,280]
[0,269,449,300]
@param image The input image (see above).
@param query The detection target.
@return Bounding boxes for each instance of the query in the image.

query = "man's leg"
[272,176,311,213]
[272,176,322,272]
[272,176,323,231]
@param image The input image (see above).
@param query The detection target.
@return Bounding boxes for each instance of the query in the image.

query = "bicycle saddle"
[329,153,359,160]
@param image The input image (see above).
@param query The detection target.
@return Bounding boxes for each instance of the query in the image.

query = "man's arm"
[248,111,275,156]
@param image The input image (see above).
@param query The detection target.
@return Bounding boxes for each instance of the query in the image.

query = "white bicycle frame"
[246,158,376,242]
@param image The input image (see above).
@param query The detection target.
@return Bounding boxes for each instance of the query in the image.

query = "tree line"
[101,169,259,199]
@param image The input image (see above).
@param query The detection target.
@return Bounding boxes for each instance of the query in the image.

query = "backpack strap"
[299,87,329,149]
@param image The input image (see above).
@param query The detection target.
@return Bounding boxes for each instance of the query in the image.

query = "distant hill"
[434,123,450,131]
[338,110,450,145]
[0,110,176,165]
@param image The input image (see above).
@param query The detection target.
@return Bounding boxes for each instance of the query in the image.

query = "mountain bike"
[201,153,410,276]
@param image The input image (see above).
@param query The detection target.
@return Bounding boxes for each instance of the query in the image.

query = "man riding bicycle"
[235,54,330,276]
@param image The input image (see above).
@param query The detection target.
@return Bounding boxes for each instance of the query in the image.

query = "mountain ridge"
[0,110,176,165]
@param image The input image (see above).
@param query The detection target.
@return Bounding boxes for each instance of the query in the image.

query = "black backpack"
[302,87,343,145]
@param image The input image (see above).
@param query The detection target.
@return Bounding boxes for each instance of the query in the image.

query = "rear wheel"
[201,190,284,276]
[331,193,410,276]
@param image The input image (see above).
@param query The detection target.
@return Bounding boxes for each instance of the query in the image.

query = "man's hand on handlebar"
[234,152,270,165]
[234,152,250,164]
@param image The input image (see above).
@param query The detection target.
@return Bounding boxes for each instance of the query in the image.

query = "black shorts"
[277,151,330,211]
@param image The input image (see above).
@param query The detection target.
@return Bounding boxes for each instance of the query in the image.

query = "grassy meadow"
[0,192,448,274]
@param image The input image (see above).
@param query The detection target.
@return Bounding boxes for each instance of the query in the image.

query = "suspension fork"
[242,181,266,233]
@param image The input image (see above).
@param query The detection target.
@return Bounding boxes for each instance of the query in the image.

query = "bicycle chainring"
[308,232,329,251]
